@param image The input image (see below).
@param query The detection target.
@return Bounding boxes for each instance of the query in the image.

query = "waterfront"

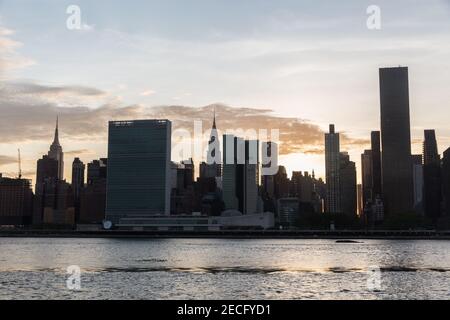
[1,238,450,300]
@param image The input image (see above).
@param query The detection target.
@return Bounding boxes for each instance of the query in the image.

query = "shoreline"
[1,230,450,240]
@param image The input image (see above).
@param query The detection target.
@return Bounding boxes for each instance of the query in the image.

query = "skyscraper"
[87,158,107,184]
[423,130,440,165]
[34,155,59,224]
[412,154,424,212]
[48,117,64,180]
[371,131,382,199]
[357,184,363,215]
[106,120,171,224]
[71,158,85,201]
[222,135,260,214]
[423,130,441,220]
[340,152,357,216]
[222,134,240,211]
[361,150,373,208]
[72,157,85,222]
[36,155,58,186]
[261,142,278,199]
[379,67,414,215]
[273,166,290,200]
[442,148,450,216]
[325,124,340,213]
[244,140,259,215]
[80,158,107,224]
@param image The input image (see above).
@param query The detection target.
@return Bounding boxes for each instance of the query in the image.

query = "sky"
[1,0,450,183]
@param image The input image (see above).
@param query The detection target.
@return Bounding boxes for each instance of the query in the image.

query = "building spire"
[52,116,60,146]
[212,106,217,129]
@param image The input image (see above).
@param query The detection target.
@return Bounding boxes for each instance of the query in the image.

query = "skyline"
[2,0,450,183]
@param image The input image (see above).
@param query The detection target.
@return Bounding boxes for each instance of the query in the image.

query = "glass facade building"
[379,67,414,215]
[106,120,171,223]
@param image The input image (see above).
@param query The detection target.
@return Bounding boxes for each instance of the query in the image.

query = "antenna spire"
[52,116,60,146]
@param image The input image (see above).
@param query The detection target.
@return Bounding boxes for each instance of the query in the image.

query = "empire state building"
[48,117,64,180]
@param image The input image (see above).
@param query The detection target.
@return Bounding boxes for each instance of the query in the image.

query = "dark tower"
[442,148,450,217]
[361,150,373,208]
[423,130,441,220]
[370,131,382,200]
[379,67,413,215]
[325,124,341,213]
[340,152,357,216]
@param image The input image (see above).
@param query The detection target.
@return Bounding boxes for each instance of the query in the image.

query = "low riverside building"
[0,174,33,226]
[113,212,275,231]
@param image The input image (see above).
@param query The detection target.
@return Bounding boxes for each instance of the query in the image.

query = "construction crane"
[18,148,22,179]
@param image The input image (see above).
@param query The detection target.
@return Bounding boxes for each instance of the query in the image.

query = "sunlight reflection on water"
[1,238,450,299]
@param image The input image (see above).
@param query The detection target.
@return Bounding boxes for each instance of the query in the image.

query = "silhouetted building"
[222,135,260,215]
[412,155,423,213]
[424,130,440,165]
[291,171,314,203]
[379,67,414,215]
[36,155,58,186]
[87,158,107,183]
[244,140,260,214]
[277,198,299,228]
[222,135,240,211]
[71,157,85,221]
[371,131,382,199]
[260,142,279,214]
[72,158,85,199]
[261,142,278,200]
[34,180,75,225]
[340,152,357,216]
[171,160,195,215]
[361,150,373,208]
[423,130,441,220]
[0,174,33,225]
[195,175,222,216]
[34,155,59,225]
[357,184,363,215]
[442,148,450,216]
[290,171,302,198]
[274,166,290,200]
[106,120,171,224]
[364,195,385,227]
[79,158,107,224]
[313,174,326,213]
[325,124,341,213]
[48,117,64,180]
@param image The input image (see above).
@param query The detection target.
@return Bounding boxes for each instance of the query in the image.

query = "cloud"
[0,81,143,142]
[65,149,95,157]
[0,155,16,166]
[0,82,105,97]
[0,26,35,75]
[0,81,368,156]
[140,89,156,96]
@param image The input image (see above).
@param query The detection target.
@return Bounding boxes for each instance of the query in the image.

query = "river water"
[0,238,449,300]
